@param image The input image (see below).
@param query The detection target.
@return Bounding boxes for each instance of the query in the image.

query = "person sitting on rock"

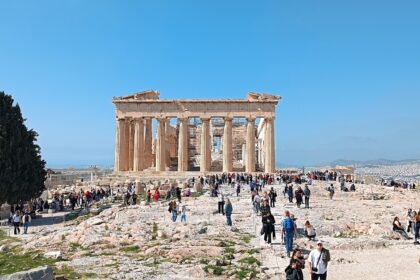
[392,217,411,240]
[304,220,316,241]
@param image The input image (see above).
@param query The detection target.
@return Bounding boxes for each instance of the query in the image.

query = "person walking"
[22,211,31,234]
[281,210,295,257]
[236,183,241,197]
[308,242,330,280]
[269,187,277,208]
[288,185,294,203]
[304,185,311,208]
[262,211,276,244]
[218,192,225,215]
[224,198,233,226]
[295,186,303,208]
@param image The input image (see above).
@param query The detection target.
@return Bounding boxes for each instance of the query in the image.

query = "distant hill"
[330,158,420,167]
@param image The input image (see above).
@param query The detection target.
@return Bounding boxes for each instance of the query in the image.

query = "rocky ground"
[1,180,420,279]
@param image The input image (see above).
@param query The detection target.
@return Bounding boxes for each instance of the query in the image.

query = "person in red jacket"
[153,188,160,202]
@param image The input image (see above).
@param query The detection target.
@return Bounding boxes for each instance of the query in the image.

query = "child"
[181,205,187,224]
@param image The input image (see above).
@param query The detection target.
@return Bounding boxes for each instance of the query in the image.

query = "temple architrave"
[112,90,281,174]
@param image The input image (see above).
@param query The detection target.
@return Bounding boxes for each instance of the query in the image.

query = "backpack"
[322,248,331,262]
[23,214,29,223]
[283,217,294,231]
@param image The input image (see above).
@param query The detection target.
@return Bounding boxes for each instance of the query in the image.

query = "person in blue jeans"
[171,200,179,222]
[22,212,31,234]
[181,205,187,224]
[224,198,233,226]
[281,210,295,258]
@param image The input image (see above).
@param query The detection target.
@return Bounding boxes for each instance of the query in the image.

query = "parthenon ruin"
[112,90,281,174]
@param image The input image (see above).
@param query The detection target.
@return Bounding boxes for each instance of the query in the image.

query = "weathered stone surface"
[1,266,54,280]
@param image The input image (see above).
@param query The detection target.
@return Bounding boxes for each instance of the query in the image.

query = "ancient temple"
[112,90,281,173]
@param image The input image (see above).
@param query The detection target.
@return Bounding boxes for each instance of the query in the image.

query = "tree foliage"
[0,92,47,205]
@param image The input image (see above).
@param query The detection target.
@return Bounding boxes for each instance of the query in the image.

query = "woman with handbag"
[285,248,305,280]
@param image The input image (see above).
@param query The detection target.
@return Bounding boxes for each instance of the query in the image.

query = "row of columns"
[114,116,275,173]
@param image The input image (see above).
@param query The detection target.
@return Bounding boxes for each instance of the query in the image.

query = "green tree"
[0,92,46,205]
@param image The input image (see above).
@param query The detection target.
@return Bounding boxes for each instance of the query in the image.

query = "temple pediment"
[247,92,281,101]
[117,90,160,100]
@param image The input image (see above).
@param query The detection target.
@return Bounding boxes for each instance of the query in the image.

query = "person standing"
[281,210,295,257]
[171,200,179,222]
[308,242,330,280]
[181,205,187,224]
[236,183,241,197]
[218,192,225,215]
[414,211,420,244]
[146,189,152,205]
[22,211,31,234]
[12,211,21,235]
[153,188,160,203]
[285,248,305,280]
[327,184,335,200]
[295,186,303,208]
[224,198,233,226]
[304,185,311,209]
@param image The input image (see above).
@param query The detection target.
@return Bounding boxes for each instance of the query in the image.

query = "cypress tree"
[0,92,47,205]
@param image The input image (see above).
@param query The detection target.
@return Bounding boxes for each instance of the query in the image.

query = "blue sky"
[1,0,419,167]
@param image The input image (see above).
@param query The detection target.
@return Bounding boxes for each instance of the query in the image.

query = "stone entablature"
[112,91,280,174]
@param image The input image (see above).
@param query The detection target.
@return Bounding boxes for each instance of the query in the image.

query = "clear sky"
[1,0,419,167]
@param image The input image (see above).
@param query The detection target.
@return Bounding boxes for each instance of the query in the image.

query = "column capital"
[201,117,211,122]
[156,117,167,122]
[224,117,233,122]
[264,116,275,121]
[246,116,256,122]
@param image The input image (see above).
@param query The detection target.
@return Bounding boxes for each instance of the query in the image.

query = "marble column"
[144,117,153,168]
[222,117,233,172]
[123,119,131,171]
[165,118,171,169]
[133,118,145,172]
[264,117,275,173]
[156,118,166,172]
[246,117,256,173]
[114,118,126,172]
[128,119,135,171]
[200,117,211,172]
[177,117,189,171]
